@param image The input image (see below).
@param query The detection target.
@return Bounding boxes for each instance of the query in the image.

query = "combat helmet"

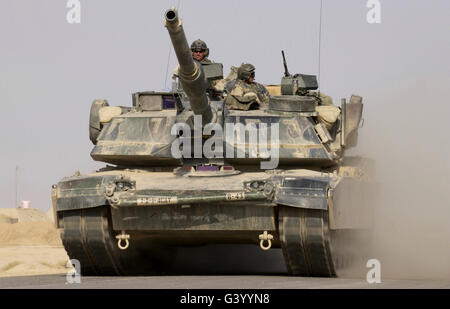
[190,39,209,57]
[237,63,256,81]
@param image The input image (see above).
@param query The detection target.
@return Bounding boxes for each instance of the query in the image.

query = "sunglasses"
[192,50,205,53]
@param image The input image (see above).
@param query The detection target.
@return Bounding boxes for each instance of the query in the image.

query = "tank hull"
[54,166,373,276]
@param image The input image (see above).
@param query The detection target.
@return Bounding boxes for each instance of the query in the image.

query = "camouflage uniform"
[213,65,238,92]
[225,63,270,110]
[199,58,213,64]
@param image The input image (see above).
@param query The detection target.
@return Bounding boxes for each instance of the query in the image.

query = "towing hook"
[259,231,273,250]
[116,231,130,250]
[105,182,116,197]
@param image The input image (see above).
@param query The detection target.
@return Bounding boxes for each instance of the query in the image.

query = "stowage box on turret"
[52,8,373,276]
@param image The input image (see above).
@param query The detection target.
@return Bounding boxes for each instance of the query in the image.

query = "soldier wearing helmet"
[190,39,212,64]
[172,39,216,92]
[173,39,213,76]
[225,63,270,110]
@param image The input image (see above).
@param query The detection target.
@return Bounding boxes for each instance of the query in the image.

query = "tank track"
[278,206,359,277]
[60,206,174,275]
[60,205,360,276]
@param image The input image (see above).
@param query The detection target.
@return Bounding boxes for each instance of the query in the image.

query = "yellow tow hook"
[116,231,130,250]
[259,231,273,250]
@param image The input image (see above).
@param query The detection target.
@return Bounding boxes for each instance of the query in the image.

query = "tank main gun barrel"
[164,8,213,125]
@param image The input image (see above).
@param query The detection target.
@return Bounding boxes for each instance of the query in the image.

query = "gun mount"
[164,8,213,125]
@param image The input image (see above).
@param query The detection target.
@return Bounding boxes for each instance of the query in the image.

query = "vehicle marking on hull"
[225,192,246,201]
[137,196,178,205]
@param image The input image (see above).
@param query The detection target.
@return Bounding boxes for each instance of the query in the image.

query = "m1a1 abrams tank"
[52,8,372,277]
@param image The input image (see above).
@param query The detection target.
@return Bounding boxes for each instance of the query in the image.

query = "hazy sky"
[1,0,449,211]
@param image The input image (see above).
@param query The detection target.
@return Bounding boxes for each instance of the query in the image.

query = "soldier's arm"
[256,83,270,103]
[225,83,260,110]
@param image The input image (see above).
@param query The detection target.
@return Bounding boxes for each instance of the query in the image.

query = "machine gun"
[282,50,290,77]
[280,50,318,96]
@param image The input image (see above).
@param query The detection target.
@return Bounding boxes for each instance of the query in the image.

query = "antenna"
[317,0,323,96]
[15,165,19,207]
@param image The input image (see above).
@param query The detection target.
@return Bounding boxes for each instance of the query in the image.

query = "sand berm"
[0,207,69,277]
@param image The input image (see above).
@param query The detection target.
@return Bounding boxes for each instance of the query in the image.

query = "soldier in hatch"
[173,39,219,93]
[225,63,270,110]
[190,39,223,97]
[190,39,213,64]
[173,39,213,77]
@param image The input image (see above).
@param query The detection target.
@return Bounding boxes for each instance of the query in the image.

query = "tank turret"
[88,8,217,167]
[164,8,213,125]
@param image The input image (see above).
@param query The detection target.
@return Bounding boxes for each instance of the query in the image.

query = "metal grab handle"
[259,231,273,251]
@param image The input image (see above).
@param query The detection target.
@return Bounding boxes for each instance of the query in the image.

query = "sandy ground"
[0,222,62,246]
[0,246,69,277]
[0,208,70,278]
[0,221,69,278]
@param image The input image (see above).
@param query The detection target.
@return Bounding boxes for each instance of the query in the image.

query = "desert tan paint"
[265,85,282,96]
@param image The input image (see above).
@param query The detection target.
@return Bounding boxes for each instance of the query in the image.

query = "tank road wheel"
[278,206,362,277]
[60,206,175,276]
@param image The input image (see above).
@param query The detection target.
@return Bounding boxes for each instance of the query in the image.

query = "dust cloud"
[165,76,450,279]
[358,76,450,280]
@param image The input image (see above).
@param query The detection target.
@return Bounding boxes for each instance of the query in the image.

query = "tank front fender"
[273,176,332,210]
[54,173,338,212]
[54,175,117,211]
